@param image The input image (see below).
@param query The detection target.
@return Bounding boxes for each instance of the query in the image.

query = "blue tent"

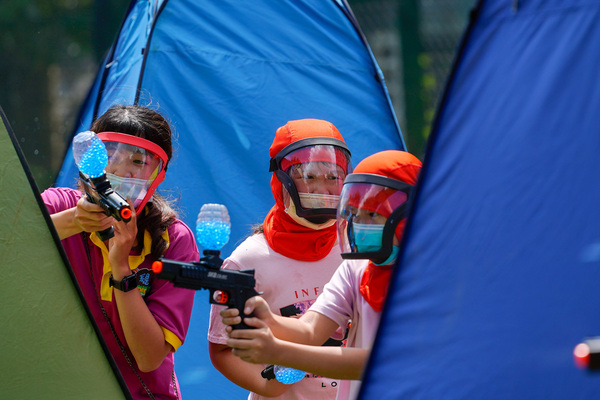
[56,1,405,398]
[360,0,600,398]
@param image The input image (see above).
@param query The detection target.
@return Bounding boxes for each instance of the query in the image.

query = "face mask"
[106,173,150,209]
[285,200,336,230]
[373,245,400,266]
[298,193,340,209]
[352,222,384,253]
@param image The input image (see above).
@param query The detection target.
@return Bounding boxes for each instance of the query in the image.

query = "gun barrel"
[100,190,132,222]
[154,258,256,291]
[153,257,260,330]
[80,172,132,222]
[152,261,173,279]
[121,207,133,220]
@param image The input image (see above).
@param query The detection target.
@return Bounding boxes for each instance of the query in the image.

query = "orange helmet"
[269,119,352,221]
[337,150,421,263]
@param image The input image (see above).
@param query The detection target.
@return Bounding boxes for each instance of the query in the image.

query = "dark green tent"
[0,106,128,399]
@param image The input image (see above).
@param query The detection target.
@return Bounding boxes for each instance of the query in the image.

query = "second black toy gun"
[152,250,260,329]
[79,171,132,241]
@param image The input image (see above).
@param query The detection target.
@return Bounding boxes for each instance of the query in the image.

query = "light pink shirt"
[309,259,380,400]
[208,233,344,400]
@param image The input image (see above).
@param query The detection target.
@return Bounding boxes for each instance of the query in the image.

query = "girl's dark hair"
[251,223,264,235]
[91,104,177,260]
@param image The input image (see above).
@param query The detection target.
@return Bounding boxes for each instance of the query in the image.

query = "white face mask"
[106,173,150,209]
[298,193,340,209]
[285,200,336,230]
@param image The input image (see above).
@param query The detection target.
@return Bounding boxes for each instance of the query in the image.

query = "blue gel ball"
[195,221,231,250]
[78,138,108,178]
[274,366,305,384]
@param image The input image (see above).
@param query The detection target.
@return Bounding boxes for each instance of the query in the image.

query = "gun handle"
[231,289,262,330]
[96,227,114,241]
[231,312,254,330]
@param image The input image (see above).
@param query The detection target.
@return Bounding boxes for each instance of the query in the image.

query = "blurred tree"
[0,0,128,189]
[348,0,474,160]
[1,0,472,188]
[398,0,426,157]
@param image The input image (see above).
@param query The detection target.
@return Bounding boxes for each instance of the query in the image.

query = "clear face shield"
[97,132,168,214]
[337,173,414,264]
[269,137,352,222]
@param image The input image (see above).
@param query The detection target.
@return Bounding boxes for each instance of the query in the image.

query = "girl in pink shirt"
[43,105,197,399]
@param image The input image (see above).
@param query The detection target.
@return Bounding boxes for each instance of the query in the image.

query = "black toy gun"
[79,171,132,241]
[152,250,260,330]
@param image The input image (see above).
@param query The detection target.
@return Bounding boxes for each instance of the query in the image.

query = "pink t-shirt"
[208,233,344,400]
[309,259,380,400]
[42,187,198,400]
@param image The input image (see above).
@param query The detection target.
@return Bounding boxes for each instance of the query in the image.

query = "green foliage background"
[0,0,128,189]
[0,0,472,190]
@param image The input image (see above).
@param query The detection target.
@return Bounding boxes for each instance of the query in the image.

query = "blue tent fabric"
[59,0,165,187]
[56,1,404,398]
[360,0,600,398]
[58,0,404,256]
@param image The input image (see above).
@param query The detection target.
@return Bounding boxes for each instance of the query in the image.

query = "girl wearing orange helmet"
[219,150,421,400]
[208,119,352,399]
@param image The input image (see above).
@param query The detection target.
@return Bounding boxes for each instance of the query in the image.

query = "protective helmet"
[269,119,352,222]
[337,150,421,263]
[97,132,168,214]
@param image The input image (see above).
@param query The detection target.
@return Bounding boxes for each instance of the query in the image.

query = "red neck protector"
[263,176,337,261]
[359,218,407,311]
[360,262,393,312]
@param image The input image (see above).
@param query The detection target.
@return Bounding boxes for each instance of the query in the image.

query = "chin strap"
[285,201,336,230]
